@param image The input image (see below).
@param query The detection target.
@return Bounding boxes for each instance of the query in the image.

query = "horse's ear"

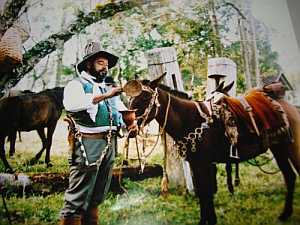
[149,72,167,89]
[222,81,234,95]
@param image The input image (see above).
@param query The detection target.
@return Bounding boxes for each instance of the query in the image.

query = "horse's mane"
[141,80,191,100]
[40,87,64,109]
[41,87,64,93]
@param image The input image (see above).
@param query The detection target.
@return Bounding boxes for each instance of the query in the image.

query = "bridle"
[129,85,171,136]
[127,85,171,173]
[135,86,160,131]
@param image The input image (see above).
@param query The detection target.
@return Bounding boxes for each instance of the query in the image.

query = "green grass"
[0,152,69,173]
[1,161,300,225]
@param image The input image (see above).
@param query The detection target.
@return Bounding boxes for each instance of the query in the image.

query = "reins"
[247,156,280,174]
[127,88,171,172]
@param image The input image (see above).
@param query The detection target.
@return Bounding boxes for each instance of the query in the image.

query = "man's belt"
[81,132,108,139]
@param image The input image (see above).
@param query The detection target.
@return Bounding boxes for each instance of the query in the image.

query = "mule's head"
[124,73,166,131]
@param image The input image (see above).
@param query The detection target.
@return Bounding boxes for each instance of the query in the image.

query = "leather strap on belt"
[81,132,108,139]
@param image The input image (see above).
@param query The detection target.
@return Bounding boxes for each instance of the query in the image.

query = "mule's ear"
[149,72,167,89]
[223,81,234,95]
[212,80,225,94]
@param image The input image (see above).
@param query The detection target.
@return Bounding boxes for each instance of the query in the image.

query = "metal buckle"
[230,145,239,159]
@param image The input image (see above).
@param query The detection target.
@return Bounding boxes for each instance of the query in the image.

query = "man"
[60,41,134,225]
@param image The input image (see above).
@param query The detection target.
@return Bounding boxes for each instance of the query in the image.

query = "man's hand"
[92,87,122,104]
[109,87,122,97]
[127,123,138,138]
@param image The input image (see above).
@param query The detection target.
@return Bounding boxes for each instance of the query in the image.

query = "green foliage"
[257,40,281,76]
[223,42,246,93]
[0,194,63,225]
[61,65,74,76]
[134,35,174,51]
[119,54,140,81]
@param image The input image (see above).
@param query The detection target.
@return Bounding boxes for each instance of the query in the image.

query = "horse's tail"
[278,99,300,176]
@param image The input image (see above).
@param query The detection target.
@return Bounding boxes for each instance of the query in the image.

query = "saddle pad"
[223,89,289,132]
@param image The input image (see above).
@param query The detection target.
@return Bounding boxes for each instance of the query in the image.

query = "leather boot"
[59,216,81,225]
[81,207,98,225]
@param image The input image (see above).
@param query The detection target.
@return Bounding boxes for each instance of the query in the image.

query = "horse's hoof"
[228,186,234,194]
[234,179,240,186]
[46,162,53,168]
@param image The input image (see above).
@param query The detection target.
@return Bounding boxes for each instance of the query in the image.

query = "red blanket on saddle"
[221,89,290,146]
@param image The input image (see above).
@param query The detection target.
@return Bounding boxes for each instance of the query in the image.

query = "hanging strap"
[237,96,260,136]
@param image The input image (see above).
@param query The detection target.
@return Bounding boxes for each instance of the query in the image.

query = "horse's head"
[123,73,166,133]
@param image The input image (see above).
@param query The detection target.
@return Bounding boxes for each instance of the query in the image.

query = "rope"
[247,157,280,175]
[138,93,171,159]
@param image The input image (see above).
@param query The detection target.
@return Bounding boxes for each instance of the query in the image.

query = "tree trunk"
[238,18,252,89]
[248,14,261,87]
[208,0,223,57]
[55,13,67,87]
[55,40,64,87]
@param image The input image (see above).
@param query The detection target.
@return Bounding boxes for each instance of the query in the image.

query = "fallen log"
[0,164,163,197]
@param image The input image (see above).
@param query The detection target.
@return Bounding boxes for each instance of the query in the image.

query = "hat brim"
[77,50,119,73]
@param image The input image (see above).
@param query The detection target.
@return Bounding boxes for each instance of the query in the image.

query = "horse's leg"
[190,161,217,225]
[234,162,240,186]
[225,162,234,194]
[8,131,16,157]
[278,99,300,174]
[0,136,13,173]
[212,163,218,194]
[44,122,57,167]
[30,128,46,165]
[18,131,22,142]
[271,144,296,221]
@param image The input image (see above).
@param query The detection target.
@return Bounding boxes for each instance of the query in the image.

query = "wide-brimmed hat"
[77,41,119,73]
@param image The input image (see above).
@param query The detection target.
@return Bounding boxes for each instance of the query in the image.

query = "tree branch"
[0,0,28,38]
[0,0,139,91]
[224,2,246,20]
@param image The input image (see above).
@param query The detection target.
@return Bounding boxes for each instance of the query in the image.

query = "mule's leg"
[225,162,234,194]
[18,131,22,142]
[271,145,296,221]
[212,163,218,194]
[8,131,16,157]
[30,128,46,165]
[0,136,13,173]
[234,162,240,186]
[44,122,58,167]
[190,161,217,225]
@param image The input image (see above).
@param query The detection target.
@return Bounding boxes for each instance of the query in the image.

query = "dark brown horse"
[1,89,35,155]
[127,74,300,225]
[0,87,64,173]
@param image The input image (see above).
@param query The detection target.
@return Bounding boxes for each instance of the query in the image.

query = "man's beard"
[89,67,107,83]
